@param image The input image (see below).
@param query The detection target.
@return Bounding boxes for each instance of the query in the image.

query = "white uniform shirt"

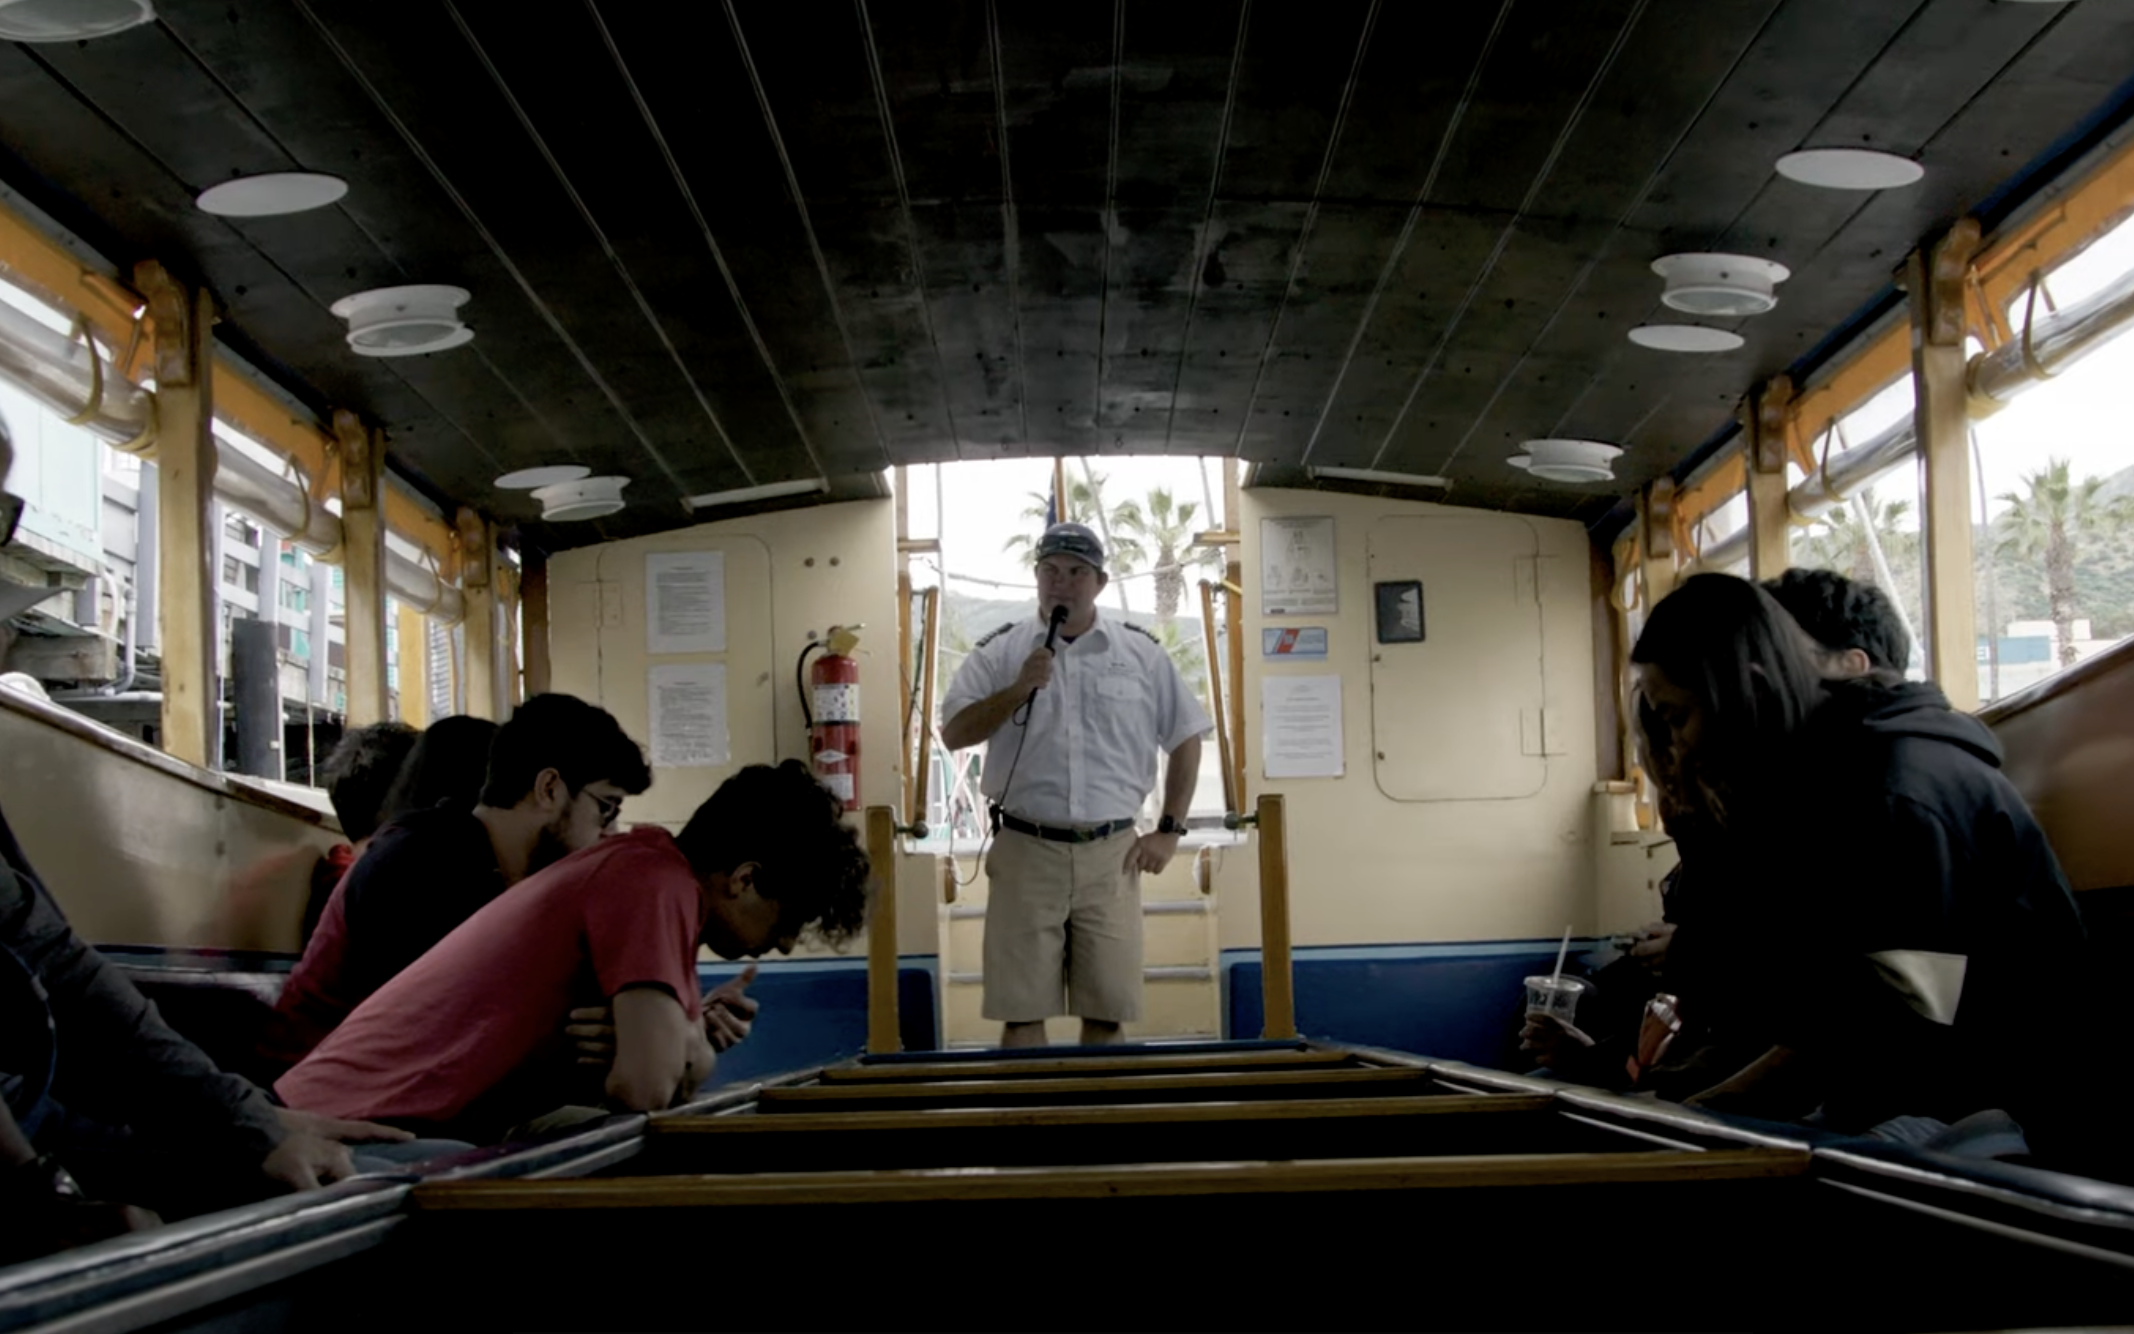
[941,609,1212,825]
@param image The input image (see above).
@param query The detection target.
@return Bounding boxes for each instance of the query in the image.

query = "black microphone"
[1042,603,1069,652]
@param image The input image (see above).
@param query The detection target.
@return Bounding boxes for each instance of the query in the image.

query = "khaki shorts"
[982,826,1142,1024]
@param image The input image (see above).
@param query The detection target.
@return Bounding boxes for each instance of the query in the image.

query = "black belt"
[999,813,1136,844]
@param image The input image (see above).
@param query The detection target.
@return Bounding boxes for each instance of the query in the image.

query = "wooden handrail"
[865,806,900,1054]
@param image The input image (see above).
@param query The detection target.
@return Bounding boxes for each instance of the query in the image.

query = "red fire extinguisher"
[801,626,862,812]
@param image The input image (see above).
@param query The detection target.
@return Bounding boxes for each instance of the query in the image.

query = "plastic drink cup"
[1523,974,1587,1025]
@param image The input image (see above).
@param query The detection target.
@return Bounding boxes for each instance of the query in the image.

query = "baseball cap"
[1033,522,1105,570]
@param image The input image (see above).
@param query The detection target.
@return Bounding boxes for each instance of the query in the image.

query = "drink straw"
[1548,925,1571,987]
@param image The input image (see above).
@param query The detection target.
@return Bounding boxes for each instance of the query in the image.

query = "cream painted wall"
[546,500,935,957]
[1215,488,1600,949]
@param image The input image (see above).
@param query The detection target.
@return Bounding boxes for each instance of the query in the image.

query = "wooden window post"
[334,410,389,726]
[1908,219,1984,710]
[1745,376,1794,581]
[1640,478,1678,609]
[135,262,217,767]
[456,506,498,720]
[520,549,551,699]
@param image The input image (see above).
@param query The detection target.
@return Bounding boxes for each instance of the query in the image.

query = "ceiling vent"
[0,0,152,42]
[1628,324,1744,353]
[1774,149,1924,191]
[531,476,629,523]
[329,285,473,357]
[1510,439,1622,484]
[494,464,590,491]
[1651,253,1790,318]
[197,172,349,218]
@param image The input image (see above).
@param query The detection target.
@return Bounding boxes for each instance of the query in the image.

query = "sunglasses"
[0,492,21,548]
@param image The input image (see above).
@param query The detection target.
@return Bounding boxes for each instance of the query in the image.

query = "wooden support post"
[866,806,900,1053]
[520,549,551,699]
[1222,460,1246,806]
[894,465,914,820]
[1198,579,1236,814]
[1744,377,1794,581]
[334,411,390,727]
[1052,456,1069,518]
[1640,478,1678,609]
[913,588,940,827]
[456,506,498,720]
[136,263,217,766]
[396,602,429,727]
[1255,793,1296,1040]
[1909,220,1984,710]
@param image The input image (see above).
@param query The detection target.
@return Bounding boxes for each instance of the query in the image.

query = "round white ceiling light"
[494,464,591,491]
[1775,148,1925,191]
[1651,253,1791,318]
[1510,439,1623,485]
[1628,324,1745,353]
[0,0,153,42]
[196,172,349,218]
[531,476,629,522]
[329,285,473,357]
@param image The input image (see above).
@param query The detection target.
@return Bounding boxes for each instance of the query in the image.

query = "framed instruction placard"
[1261,516,1337,616]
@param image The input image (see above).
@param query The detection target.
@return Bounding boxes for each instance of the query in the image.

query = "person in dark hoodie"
[1630,573,2096,1169]
[1523,568,1913,1094]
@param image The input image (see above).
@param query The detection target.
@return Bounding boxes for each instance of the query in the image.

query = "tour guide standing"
[941,522,1210,1048]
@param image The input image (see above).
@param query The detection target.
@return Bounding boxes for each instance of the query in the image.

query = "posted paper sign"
[646,551,725,655]
[1261,516,1337,616]
[1261,674,1344,779]
[649,663,729,768]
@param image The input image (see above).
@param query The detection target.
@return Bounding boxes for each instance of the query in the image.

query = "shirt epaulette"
[975,622,1018,648]
[1125,623,1161,644]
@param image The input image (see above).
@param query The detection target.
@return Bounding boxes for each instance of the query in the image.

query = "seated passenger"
[1523,567,1913,1086]
[0,428,405,1245]
[376,714,501,824]
[1630,573,2095,1168]
[259,693,651,1070]
[273,762,869,1143]
[300,721,419,947]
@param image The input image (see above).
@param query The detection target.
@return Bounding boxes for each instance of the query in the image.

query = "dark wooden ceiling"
[0,0,2129,549]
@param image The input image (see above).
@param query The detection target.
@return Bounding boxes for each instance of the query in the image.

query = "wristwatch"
[1156,814,1186,836]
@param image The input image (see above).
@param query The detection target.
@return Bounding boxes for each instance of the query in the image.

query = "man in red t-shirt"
[274,762,870,1141]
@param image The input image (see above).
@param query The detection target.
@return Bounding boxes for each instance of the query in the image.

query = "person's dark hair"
[674,760,870,947]
[1631,574,1828,831]
[321,722,419,842]
[478,693,651,808]
[381,715,500,821]
[1762,567,1910,677]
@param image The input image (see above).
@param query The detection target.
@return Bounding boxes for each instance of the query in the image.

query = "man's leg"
[980,830,1069,1048]
[1065,830,1144,1041]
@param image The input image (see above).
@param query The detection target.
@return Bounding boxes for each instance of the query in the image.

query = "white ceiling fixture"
[682,477,829,511]
[1651,253,1791,318]
[0,0,152,42]
[494,464,591,491]
[1511,439,1623,484]
[329,285,473,357]
[1307,466,1451,489]
[1628,324,1745,353]
[531,476,629,522]
[1775,148,1925,191]
[196,172,350,219]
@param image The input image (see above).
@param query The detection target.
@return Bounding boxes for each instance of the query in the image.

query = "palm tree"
[1995,458,2134,667]
[1112,487,1217,626]
[1798,485,1920,661]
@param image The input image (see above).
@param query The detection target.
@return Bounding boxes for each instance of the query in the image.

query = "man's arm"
[941,646,1054,750]
[605,987,711,1113]
[1125,734,1200,875]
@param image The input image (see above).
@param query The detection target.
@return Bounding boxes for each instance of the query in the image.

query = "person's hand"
[1625,921,1676,970]
[1519,1013,1595,1069]
[704,965,760,1052]
[273,1106,413,1145]
[1123,831,1181,875]
[260,1131,357,1192]
[1014,647,1055,695]
[567,1005,617,1067]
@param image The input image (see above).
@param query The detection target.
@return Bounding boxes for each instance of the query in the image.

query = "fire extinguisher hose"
[797,641,826,730]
